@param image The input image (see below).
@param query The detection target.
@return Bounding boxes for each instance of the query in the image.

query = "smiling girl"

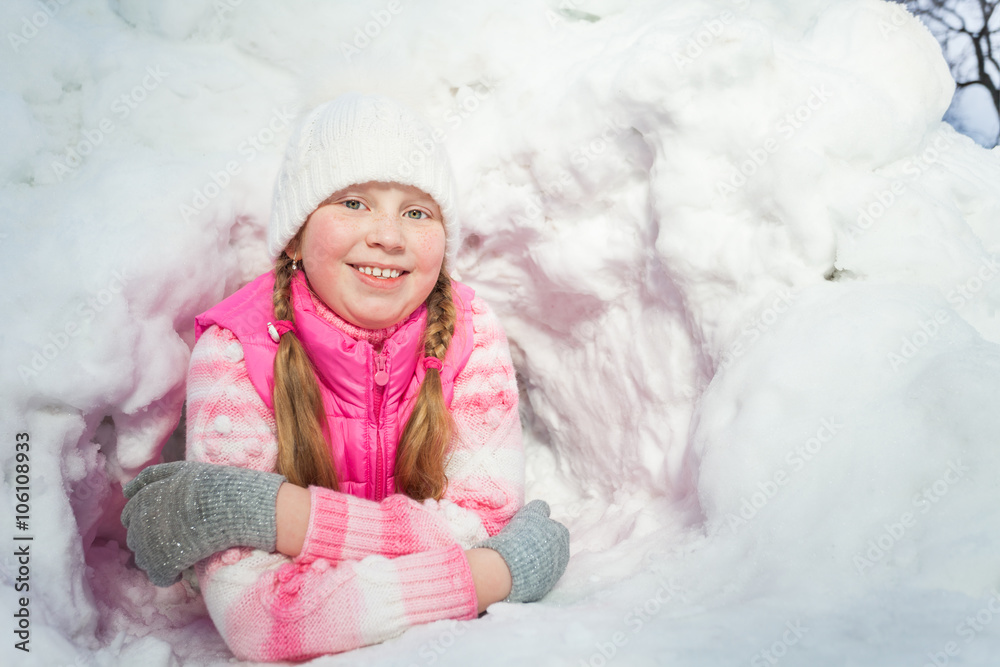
[120,94,569,661]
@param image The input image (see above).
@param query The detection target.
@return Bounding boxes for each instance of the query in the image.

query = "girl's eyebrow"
[399,192,438,206]
[321,191,364,205]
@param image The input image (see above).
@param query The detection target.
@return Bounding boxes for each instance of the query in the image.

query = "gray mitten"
[477,499,570,602]
[120,460,285,586]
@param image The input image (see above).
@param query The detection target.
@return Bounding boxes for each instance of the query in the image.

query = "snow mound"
[3,0,1000,664]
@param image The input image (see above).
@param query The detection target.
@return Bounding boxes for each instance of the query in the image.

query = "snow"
[3,0,1000,665]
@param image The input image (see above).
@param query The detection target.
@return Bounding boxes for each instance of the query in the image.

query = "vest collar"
[288,271,427,402]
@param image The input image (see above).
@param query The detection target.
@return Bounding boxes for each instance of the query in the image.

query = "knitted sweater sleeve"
[427,294,526,537]
[186,325,477,661]
[298,295,526,561]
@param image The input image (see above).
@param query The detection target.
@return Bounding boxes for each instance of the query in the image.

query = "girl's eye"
[344,200,363,210]
[404,209,427,220]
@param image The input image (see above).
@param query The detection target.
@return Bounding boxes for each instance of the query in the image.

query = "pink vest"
[194,271,476,501]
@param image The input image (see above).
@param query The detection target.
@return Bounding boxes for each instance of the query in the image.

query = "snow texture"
[3,0,1000,665]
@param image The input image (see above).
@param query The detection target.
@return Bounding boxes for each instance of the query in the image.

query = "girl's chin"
[337,302,414,330]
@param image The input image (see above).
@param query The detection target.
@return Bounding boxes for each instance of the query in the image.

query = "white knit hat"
[268,94,460,271]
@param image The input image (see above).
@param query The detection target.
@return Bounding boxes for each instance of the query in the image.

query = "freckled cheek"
[411,227,446,267]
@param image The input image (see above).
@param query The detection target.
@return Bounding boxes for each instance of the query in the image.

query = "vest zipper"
[373,349,389,501]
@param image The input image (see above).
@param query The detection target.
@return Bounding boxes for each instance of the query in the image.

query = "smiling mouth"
[353,265,404,279]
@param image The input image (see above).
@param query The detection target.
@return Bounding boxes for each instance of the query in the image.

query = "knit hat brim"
[268,94,460,272]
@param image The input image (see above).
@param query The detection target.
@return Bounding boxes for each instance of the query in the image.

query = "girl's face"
[291,181,446,330]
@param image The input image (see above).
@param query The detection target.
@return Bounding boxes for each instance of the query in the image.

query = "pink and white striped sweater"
[185,293,525,661]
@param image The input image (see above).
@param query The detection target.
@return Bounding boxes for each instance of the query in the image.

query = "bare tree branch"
[898,0,1000,146]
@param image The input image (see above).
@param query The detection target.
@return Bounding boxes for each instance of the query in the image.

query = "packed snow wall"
[3,0,1000,665]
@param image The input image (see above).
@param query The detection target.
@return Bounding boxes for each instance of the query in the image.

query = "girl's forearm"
[464,547,513,613]
[278,481,511,612]
[275,482,311,556]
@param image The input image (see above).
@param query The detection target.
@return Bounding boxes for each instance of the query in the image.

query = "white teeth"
[356,266,401,279]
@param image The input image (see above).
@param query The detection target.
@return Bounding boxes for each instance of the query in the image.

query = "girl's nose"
[366,210,404,251]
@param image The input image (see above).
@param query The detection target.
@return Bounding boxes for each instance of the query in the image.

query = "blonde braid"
[272,254,338,489]
[396,269,456,500]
